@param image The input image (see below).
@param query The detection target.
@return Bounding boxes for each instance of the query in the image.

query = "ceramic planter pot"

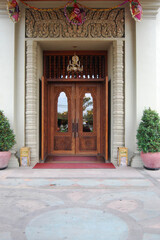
[141,151,160,170]
[0,151,11,170]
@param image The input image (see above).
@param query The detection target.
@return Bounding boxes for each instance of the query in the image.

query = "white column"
[26,40,39,166]
[112,40,125,165]
[0,3,19,167]
[131,3,160,167]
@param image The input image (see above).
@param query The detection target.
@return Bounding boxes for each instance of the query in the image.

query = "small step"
[45,156,105,164]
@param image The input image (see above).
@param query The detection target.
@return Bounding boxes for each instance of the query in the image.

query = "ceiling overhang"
[38,39,113,51]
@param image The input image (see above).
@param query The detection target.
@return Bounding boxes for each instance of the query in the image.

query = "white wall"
[157,11,160,114]
[0,16,15,129]
[15,8,25,156]
[130,8,160,167]
[0,12,25,157]
[136,19,157,120]
[125,5,137,159]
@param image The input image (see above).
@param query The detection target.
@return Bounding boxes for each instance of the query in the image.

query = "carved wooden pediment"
[25,8,125,38]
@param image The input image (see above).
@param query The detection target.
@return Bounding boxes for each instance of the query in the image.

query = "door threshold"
[45,155,105,163]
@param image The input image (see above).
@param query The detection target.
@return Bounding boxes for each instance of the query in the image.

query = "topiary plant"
[0,111,16,151]
[136,108,160,153]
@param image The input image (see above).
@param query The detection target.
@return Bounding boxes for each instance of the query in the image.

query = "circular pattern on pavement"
[26,208,129,240]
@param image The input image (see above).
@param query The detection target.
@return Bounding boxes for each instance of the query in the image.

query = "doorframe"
[43,50,108,160]
[25,39,125,166]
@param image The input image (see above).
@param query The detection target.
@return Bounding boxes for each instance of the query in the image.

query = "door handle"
[76,121,78,137]
[72,122,75,138]
[76,123,78,133]
[72,122,75,133]
[72,122,78,138]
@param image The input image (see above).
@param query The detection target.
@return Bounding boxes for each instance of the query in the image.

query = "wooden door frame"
[41,76,48,161]
[41,50,108,160]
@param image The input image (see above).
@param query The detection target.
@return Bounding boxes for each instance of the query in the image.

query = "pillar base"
[8,146,19,168]
[131,152,143,168]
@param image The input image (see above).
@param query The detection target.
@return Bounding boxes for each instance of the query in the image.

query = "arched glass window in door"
[83,93,93,132]
[57,92,68,132]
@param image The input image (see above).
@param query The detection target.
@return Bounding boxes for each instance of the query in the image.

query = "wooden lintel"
[47,78,105,82]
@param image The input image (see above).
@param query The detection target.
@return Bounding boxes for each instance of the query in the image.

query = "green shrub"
[136,108,160,153]
[0,111,16,151]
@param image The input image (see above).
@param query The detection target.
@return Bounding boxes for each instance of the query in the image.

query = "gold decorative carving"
[25,8,125,38]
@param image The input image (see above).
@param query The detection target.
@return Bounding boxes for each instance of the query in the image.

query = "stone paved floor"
[0,167,160,240]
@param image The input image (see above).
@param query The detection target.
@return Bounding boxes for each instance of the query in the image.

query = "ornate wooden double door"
[48,82,101,156]
[41,51,108,160]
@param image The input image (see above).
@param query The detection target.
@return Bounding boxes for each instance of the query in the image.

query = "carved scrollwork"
[25,8,125,38]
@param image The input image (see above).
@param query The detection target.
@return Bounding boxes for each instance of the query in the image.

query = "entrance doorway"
[41,51,108,161]
[48,82,100,156]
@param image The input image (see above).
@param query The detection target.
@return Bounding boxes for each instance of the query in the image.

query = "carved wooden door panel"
[49,83,76,155]
[48,83,100,156]
[75,83,100,155]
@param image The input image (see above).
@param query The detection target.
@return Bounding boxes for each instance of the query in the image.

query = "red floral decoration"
[64,0,86,26]
[7,0,20,23]
[130,0,142,21]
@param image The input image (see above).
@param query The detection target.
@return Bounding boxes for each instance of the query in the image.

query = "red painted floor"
[33,156,115,169]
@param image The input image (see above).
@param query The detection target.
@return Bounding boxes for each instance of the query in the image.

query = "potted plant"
[0,111,16,169]
[136,108,160,170]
